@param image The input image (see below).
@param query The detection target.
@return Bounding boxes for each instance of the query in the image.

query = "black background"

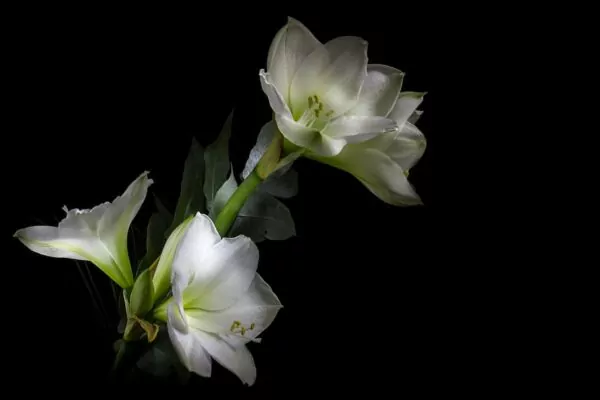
[7,7,436,395]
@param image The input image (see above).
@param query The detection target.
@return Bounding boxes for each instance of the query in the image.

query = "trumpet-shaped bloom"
[260,17,400,157]
[162,212,282,386]
[309,90,427,206]
[14,171,153,288]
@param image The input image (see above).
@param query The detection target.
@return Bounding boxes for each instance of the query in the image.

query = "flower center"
[230,320,255,336]
[297,94,334,131]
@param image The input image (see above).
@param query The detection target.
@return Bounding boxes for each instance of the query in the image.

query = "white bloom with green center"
[156,212,282,386]
[259,17,401,157]
[262,17,428,206]
[13,171,153,288]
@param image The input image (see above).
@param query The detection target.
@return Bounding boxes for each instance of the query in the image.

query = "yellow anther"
[250,323,255,330]
[241,327,246,335]
[230,320,241,332]
[308,96,313,108]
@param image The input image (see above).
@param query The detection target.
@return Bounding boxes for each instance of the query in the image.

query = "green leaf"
[229,191,295,243]
[208,166,238,220]
[204,110,233,209]
[166,138,205,237]
[137,329,185,378]
[137,196,172,275]
[129,268,154,318]
[154,195,172,219]
[260,168,298,199]
[152,215,194,303]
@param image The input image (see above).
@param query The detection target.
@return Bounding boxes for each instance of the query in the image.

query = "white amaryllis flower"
[13,172,153,288]
[307,82,427,205]
[158,212,282,386]
[259,17,401,157]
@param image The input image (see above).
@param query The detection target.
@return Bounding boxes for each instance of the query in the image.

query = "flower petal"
[267,17,321,103]
[186,273,283,343]
[167,304,212,377]
[386,122,427,171]
[322,115,398,143]
[171,212,221,284]
[259,70,292,118]
[349,64,404,117]
[388,92,426,127]
[14,171,152,288]
[183,235,259,311]
[289,36,368,118]
[408,109,423,124]
[275,114,347,157]
[194,330,257,386]
[317,146,422,206]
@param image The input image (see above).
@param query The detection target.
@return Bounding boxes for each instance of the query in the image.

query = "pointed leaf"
[165,138,205,238]
[137,329,181,377]
[260,168,298,199]
[230,191,295,242]
[209,166,238,220]
[204,111,233,208]
[154,195,173,222]
[137,199,171,274]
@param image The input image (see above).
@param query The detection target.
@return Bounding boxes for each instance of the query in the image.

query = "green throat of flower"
[296,94,334,131]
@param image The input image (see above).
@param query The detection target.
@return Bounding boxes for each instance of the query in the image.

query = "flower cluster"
[13,17,426,385]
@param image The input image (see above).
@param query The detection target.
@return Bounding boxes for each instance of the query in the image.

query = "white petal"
[167,304,212,377]
[388,92,426,128]
[323,115,397,143]
[290,36,368,118]
[14,226,88,261]
[408,109,423,124]
[194,330,257,386]
[267,17,321,103]
[275,114,347,157]
[14,171,152,288]
[321,146,422,206]
[183,235,259,311]
[349,64,404,117]
[259,70,292,118]
[386,122,427,170]
[171,212,221,284]
[168,300,189,333]
[186,273,283,343]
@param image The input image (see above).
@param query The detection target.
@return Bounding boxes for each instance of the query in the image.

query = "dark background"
[7,8,436,395]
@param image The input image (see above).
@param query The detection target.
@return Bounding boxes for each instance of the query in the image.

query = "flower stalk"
[213,168,263,236]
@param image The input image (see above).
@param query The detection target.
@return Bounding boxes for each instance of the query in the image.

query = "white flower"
[13,171,153,288]
[309,90,427,206]
[259,17,400,157]
[164,212,282,386]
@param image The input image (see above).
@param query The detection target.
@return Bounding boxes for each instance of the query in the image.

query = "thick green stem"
[214,169,263,236]
[152,297,171,322]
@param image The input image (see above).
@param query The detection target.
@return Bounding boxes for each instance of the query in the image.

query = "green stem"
[214,169,263,236]
[152,297,171,322]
